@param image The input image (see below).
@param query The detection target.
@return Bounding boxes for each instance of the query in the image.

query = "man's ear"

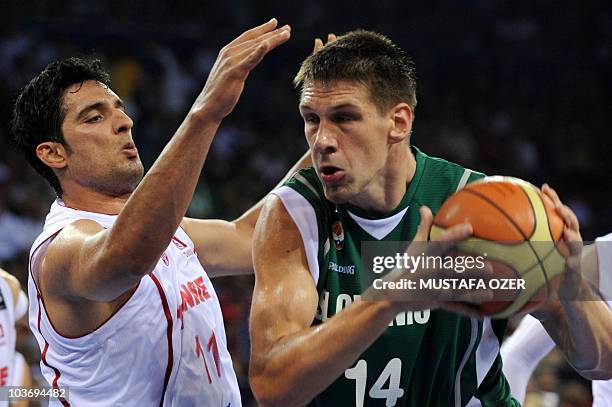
[36,142,69,169]
[388,103,414,144]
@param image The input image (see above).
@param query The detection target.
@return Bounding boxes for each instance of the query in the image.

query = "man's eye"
[304,115,319,124]
[86,115,102,123]
[333,114,353,123]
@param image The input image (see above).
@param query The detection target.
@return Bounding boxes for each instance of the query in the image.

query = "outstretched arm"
[42,20,292,302]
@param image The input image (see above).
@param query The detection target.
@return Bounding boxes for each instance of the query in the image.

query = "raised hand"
[312,33,337,53]
[540,184,585,300]
[193,18,291,122]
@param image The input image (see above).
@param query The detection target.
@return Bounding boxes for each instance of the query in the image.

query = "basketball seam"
[461,188,531,241]
[461,187,552,305]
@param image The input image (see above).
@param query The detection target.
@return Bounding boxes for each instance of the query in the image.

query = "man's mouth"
[122,142,138,158]
[320,165,345,184]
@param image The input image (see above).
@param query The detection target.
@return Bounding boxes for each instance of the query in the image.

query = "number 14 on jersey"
[345,358,404,407]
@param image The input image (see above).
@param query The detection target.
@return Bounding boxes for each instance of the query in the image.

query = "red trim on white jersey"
[37,295,70,407]
[29,228,141,339]
[149,273,173,407]
[172,235,189,250]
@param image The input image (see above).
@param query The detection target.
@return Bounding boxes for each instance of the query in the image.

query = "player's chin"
[323,185,352,204]
[121,163,145,187]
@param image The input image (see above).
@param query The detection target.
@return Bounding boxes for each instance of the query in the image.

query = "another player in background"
[248,30,612,406]
[11,19,295,406]
[502,225,612,406]
[0,268,29,407]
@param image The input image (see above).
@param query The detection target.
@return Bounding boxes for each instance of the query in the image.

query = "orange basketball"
[430,176,569,318]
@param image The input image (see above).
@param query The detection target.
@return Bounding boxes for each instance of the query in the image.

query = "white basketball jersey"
[28,200,241,406]
[0,275,17,407]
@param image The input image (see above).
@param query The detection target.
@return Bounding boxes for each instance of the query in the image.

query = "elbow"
[250,372,302,407]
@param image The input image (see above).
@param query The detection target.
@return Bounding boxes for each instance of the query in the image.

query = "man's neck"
[60,183,130,215]
[348,144,417,216]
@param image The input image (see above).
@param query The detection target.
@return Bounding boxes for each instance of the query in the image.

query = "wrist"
[187,105,224,129]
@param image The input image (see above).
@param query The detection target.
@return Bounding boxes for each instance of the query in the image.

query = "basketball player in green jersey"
[249,30,612,406]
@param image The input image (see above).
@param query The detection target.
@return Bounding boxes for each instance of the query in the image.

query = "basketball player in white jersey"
[11,20,294,406]
[502,232,612,406]
[0,268,28,407]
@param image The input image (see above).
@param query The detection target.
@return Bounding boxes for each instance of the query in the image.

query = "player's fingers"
[228,25,291,62]
[414,206,433,241]
[313,38,324,53]
[424,221,472,259]
[433,223,473,242]
[327,33,337,44]
[564,226,583,257]
[227,18,279,47]
[239,27,291,71]
[227,24,291,56]
[542,183,581,235]
[557,204,580,233]
[541,184,561,207]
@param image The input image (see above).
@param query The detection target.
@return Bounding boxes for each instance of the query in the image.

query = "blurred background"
[0,1,610,406]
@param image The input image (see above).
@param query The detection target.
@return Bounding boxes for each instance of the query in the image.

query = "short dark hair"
[294,30,417,113]
[11,57,111,196]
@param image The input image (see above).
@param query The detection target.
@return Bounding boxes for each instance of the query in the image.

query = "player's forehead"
[62,80,120,116]
[299,80,374,112]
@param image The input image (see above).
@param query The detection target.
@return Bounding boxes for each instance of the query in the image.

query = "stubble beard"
[88,160,144,197]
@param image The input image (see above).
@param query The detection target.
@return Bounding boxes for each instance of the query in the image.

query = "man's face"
[59,80,143,196]
[299,80,395,204]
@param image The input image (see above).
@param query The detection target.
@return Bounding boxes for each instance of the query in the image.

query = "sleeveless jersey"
[273,147,518,407]
[0,275,17,407]
[28,200,241,406]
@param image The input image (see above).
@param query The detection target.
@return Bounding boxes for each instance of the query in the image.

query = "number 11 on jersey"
[195,332,221,384]
[345,358,405,407]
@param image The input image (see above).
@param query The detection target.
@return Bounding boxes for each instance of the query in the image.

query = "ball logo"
[332,221,344,250]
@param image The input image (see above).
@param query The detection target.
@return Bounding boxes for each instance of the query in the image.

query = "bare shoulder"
[253,194,312,283]
[250,194,318,347]
[44,218,105,262]
[255,194,303,250]
[39,219,106,293]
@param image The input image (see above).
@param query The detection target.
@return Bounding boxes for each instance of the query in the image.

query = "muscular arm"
[536,291,612,379]
[531,185,612,379]
[182,150,311,277]
[501,243,605,401]
[249,195,400,407]
[41,21,291,302]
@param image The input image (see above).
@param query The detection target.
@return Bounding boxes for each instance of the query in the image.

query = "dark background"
[0,1,610,405]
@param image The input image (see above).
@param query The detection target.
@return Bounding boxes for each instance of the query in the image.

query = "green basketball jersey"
[275,147,519,407]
